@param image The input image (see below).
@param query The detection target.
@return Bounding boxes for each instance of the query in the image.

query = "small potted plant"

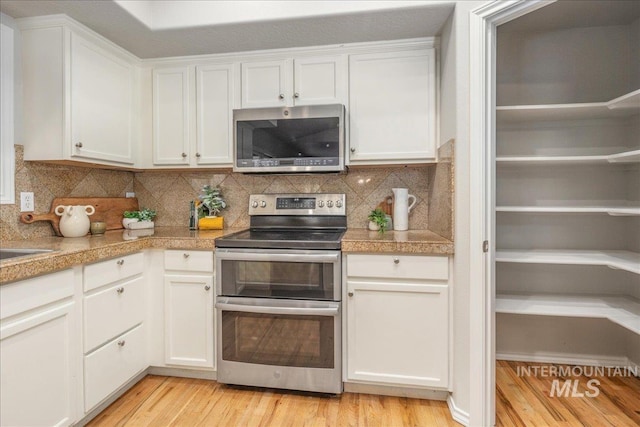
[122,207,157,230]
[197,185,227,229]
[367,208,388,232]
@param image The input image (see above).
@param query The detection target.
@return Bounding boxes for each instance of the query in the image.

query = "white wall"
[440,1,490,423]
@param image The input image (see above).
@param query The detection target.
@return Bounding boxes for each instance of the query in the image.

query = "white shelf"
[495,249,640,275]
[496,206,640,216]
[497,89,640,123]
[496,149,640,165]
[496,293,640,335]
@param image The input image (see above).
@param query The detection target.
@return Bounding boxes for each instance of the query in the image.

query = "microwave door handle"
[215,302,340,317]
[216,252,339,264]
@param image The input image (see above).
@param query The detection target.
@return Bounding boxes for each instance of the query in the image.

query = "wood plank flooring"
[88,361,640,427]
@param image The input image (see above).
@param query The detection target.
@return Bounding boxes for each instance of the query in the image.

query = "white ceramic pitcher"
[392,188,416,231]
[55,205,95,237]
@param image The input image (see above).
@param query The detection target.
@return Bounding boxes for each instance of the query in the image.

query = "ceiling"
[0,1,455,59]
[499,0,640,33]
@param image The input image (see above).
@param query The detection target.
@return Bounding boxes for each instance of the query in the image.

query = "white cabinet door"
[164,274,214,368]
[196,63,238,165]
[70,33,135,165]
[1,302,76,426]
[349,49,436,164]
[346,280,449,388]
[293,56,346,106]
[152,67,191,165]
[241,59,291,108]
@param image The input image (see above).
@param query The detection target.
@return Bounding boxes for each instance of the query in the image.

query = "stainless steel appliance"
[233,105,345,173]
[215,193,346,394]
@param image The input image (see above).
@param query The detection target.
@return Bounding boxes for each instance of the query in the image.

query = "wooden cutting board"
[20,197,139,236]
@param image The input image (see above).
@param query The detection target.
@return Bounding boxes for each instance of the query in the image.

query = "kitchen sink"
[0,248,56,261]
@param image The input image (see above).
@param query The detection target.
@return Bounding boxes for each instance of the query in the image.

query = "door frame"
[468,1,554,425]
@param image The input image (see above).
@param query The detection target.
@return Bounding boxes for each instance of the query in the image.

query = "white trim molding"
[447,394,470,426]
[467,1,554,426]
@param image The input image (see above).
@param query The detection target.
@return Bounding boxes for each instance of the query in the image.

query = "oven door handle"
[215,302,340,317]
[215,251,339,264]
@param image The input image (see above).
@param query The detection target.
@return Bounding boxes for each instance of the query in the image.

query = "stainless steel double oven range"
[214,193,346,394]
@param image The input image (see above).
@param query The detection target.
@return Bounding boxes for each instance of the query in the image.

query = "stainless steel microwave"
[233,104,345,173]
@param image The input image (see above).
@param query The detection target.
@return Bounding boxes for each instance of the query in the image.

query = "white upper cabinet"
[348,48,436,164]
[151,63,238,167]
[196,63,238,165]
[20,18,138,167]
[152,67,191,165]
[241,55,346,108]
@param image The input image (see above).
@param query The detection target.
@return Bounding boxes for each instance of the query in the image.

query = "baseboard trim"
[148,366,217,380]
[496,352,629,367]
[446,395,469,426]
[343,382,448,400]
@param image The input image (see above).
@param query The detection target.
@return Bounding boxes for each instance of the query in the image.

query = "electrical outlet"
[20,192,35,212]
[126,192,135,198]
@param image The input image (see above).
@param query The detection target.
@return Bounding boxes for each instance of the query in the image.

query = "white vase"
[392,188,416,231]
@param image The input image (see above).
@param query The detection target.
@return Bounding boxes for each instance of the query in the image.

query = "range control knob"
[335,200,343,208]
[326,200,333,208]
[251,200,258,208]
[317,201,324,207]
[260,200,267,208]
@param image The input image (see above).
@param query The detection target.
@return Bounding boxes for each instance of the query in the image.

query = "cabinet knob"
[294,92,300,98]
[393,257,400,264]
[75,142,83,148]
[348,291,354,297]
[183,253,190,258]
[195,152,201,158]
[116,287,124,294]
[279,94,285,100]
[181,152,187,158]
[350,147,355,153]
[117,340,126,347]
[116,259,125,266]
[204,285,211,291]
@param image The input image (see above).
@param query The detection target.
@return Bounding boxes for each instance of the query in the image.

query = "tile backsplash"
[1,142,453,240]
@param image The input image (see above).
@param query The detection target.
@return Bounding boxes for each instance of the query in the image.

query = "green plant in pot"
[368,208,388,232]
[197,185,227,229]
[122,207,157,229]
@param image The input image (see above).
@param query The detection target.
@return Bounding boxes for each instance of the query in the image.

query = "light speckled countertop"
[341,229,453,255]
[1,227,453,283]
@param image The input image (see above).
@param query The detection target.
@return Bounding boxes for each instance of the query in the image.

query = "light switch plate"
[20,192,34,212]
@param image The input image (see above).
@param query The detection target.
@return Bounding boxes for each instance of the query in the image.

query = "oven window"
[221,312,334,368]
[220,260,335,299]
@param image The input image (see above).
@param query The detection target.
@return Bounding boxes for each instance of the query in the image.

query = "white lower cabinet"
[346,254,450,389]
[84,324,145,411]
[164,250,214,368]
[83,253,146,412]
[0,270,77,427]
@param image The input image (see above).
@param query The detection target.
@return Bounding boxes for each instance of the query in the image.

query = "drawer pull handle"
[393,257,400,264]
[117,340,126,347]
[348,291,354,297]
[116,259,125,266]
[183,253,190,258]
[204,285,211,291]
[116,287,125,294]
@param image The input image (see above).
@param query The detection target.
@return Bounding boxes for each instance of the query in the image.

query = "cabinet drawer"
[165,250,213,272]
[347,254,448,281]
[84,276,144,352]
[0,269,74,320]
[84,324,145,412]
[84,252,143,292]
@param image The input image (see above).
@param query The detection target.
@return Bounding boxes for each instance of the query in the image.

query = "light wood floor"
[88,361,640,427]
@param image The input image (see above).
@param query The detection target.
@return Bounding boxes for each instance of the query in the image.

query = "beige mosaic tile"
[3,145,455,241]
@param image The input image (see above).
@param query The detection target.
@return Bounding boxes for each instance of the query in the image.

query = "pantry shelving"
[495,293,640,335]
[495,5,639,366]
